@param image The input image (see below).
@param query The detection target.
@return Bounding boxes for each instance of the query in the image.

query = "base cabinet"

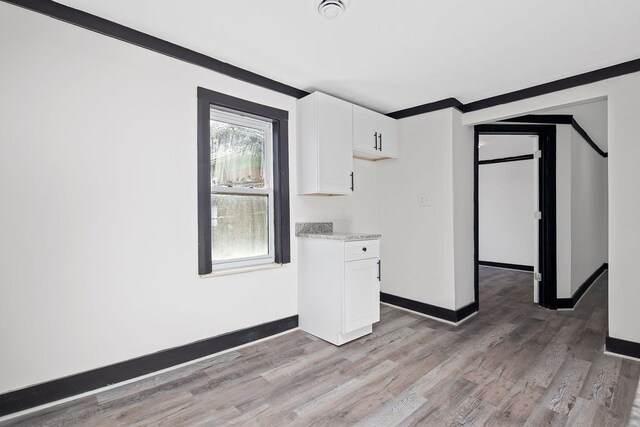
[344,258,380,333]
[298,238,381,346]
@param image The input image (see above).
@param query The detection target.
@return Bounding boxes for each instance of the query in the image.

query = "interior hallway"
[3,267,637,426]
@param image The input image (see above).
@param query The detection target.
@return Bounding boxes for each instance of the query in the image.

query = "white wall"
[452,110,475,309]
[463,73,636,343]
[0,4,380,394]
[378,109,455,310]
[571,129,608,294]
[378,108,473,311]
[479,135,536,159]
[478,136,535,266]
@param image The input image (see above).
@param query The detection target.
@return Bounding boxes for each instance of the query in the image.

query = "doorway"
[478,134,538,302]
[474,124,557,310]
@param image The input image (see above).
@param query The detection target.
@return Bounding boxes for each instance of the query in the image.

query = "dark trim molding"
[557,263,608,309]
[479,154,534,165]
[1,0,309,99]
[198,87,289,120]
[501,114,608,158]
[386,98,463,119]
[502,114,573,125]
[380,293,478,324]
[606,334,640,360]
[387,59,640,119]
[571,118,608,158]
[464,58,640,112]
[197,95,211,275]
[478,261,534,272]
[272,119,291,264]
[197,88,291,274]
[0,315,299,417]
[475,124,557,309]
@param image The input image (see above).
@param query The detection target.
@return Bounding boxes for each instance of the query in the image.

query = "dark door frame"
[474,124,558,310]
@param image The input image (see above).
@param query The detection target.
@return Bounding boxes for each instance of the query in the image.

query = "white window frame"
[210,107,275,271]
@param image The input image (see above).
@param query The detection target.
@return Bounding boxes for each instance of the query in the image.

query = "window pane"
[211,194,269,262]
[210,120,266,188]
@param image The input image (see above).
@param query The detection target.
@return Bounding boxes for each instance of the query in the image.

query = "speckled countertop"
[295,222,381,241]
[298,232,382,241]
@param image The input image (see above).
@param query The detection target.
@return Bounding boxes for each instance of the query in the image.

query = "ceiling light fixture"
[317,0,349,19]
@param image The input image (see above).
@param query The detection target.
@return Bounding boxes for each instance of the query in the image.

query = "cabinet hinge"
[534,150,542,159]
[534,211,542,220]
[534,272,542,281]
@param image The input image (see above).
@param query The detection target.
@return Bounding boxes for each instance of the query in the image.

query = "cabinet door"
[317,94,353,194]
[379,115,398,158]
[343,258,380,333]
[353,105,380,156]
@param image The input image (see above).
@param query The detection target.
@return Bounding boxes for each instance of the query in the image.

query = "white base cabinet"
[298,238,381,346]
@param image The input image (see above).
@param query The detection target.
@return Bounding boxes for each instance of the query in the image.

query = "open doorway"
[474,124,558,310]
[477,134,539,302]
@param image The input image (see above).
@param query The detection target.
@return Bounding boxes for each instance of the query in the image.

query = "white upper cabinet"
[297,92,398,195]
[353,105,398,160]
[379,114,398,158]
[297,92,354,195]
[352,105,379,156]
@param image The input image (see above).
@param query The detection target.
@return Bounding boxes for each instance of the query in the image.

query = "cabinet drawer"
[345,240,380,261]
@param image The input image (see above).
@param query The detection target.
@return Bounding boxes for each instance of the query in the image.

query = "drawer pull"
[362,247,367,252]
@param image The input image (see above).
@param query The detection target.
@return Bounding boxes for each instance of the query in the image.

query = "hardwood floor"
[3,267,638,426]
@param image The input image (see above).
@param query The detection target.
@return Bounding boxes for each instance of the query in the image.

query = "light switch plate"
[418,194,431,207]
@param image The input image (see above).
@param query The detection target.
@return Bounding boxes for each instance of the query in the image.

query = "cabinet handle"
[350,171,354,191]
[377,260,381,281]
[362,247,367,252]
[379,133,383,151]
[374,132,378,150]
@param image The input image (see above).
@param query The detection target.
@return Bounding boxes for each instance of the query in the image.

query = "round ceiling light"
[317,0,348,19]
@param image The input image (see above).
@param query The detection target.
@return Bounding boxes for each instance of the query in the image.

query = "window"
[197,88,290,274]
[210,110,274,268]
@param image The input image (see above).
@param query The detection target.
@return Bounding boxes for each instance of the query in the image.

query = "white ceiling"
[57,0,640,114]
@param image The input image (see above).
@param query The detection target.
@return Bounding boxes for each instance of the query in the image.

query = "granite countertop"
[297,232,381,241]
[295,222,381,241]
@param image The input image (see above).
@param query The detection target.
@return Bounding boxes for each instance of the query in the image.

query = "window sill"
[200,262,286,278]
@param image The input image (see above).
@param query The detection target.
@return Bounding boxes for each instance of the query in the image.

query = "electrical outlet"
[418,194,431,207]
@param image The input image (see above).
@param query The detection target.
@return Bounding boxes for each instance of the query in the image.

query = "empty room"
[1,1,640,426]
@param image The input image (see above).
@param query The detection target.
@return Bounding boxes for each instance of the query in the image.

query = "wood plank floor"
[3,267,639,426]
